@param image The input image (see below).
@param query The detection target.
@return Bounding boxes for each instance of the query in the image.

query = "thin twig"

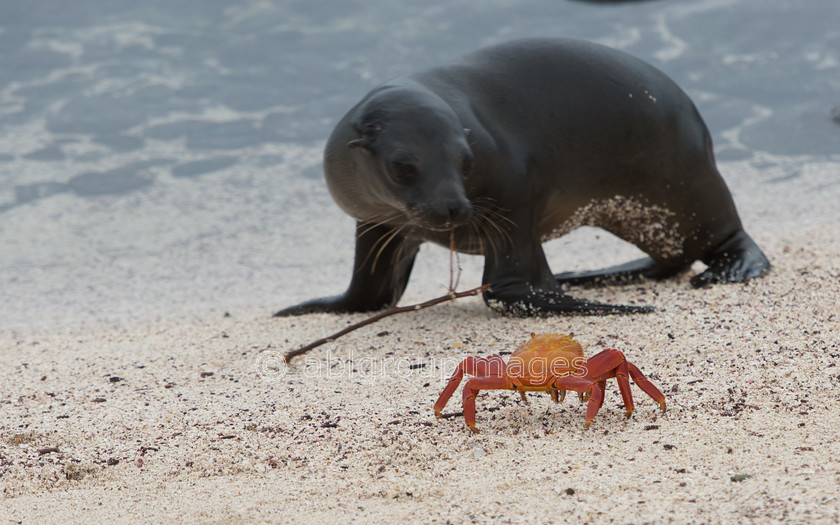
[448,228,461,293]
[283,283,491,363]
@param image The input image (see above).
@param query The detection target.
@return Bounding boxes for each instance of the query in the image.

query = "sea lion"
[275,38,770,317]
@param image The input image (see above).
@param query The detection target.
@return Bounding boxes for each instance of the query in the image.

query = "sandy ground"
[1,224,839,524]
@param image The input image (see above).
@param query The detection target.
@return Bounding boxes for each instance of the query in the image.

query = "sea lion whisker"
[466,212,492,257]
[392,237,406,271]
[471,203,514,249]
[355,222,406,275]
[472,200,515,228]
[464,204,513,265]
[357,213,403,240]
[477,209,512,240]
[362,211,403,227]
[464,214,485,254]
[369,224,408,274]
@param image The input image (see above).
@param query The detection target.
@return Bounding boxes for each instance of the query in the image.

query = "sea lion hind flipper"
[690,230,771,287]
[483,279,653,316]
[554,257,684,288]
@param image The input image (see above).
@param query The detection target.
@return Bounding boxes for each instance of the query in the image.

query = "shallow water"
[1,0,838,329]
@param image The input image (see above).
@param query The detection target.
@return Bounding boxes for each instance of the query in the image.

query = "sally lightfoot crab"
[434,333,666,433]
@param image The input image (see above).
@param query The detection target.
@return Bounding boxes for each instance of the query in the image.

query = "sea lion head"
[325,84,474,232]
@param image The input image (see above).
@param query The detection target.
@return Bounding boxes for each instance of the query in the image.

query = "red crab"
[434,333,666,433]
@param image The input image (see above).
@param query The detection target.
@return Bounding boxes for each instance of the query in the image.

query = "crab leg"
[461,375,514,433]
[552,376,604,428]
[628,363,667,413]
[581,349,624,378]
[580,349,633,416]
[434,355,506,417]
[523,388,564,404]
[614,358,634,418]
[596,380,608,411]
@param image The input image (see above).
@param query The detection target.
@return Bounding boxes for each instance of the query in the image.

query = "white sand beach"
[2,1,839,523]
[2,224,838,524]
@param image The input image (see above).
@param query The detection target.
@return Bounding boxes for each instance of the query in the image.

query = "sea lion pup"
[276,38,770,317]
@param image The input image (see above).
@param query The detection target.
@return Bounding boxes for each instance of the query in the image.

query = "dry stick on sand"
[283,230,487,363]
[282,283,490,363]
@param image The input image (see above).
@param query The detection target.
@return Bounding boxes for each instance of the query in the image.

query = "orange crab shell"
[506,333,586,388]
[434,332,667,433]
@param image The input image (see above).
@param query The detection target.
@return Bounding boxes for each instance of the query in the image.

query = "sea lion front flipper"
[483,278,653,316]
[690,230,771,287]
[273,294,358,317]
[274,222,420,317]
[554,257,683,288]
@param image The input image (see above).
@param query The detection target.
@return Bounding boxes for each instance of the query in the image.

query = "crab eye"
[390,160,416,184]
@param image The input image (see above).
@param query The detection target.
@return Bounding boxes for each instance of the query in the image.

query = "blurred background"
[1,0,838,329]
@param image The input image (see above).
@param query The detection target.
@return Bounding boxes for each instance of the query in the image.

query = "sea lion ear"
[348,122,382,150]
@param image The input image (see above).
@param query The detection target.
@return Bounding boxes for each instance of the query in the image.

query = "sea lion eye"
[390,160,416,184]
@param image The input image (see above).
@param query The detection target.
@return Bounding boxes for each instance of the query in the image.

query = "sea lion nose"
[445,198,472,227]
